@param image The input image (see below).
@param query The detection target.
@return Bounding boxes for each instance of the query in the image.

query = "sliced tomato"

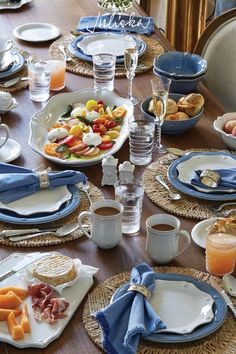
[44,143,60,157]
[93,118,105,125]
[98,142,113,150]
[113,106,127,118]
[97,100,104,105]
[105,120,116,129]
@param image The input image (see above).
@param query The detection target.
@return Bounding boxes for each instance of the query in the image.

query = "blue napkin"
[94,263,165,354]
[191,168,236,190]
[0,163,87,204]
[77,14,155,35]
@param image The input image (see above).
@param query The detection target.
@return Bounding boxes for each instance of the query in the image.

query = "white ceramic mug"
[145,214,191,264]
[0,122,10,149]
[78,199,123,249]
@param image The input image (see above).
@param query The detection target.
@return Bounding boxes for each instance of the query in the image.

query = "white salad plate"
[176,153,236,193]
[29,88,134,167]
[191,217,221,249]
[77,32,137,57]
[0,185,72,216]
[0,0,31,10]
[0,252,95,349]
[13,22,61,42]
[0,138,21,162]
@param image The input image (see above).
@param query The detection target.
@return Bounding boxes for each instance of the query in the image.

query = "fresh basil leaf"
[61,104,73,118]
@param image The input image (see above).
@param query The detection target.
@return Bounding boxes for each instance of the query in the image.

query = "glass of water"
[129,119,155,165]
[114,181,144,234]
[150,74,171,154]
[92,53,116,91]
[28,58,51,102]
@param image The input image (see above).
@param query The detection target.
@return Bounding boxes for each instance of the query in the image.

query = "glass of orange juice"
[46,53,66,91]
[206,233,236,276]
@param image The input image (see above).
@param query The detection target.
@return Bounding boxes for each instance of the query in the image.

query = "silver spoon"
[8,222,89,242]
[0,76,28,88]
[78,182,92,205]
[208,202,236,213]
[222,275,236,297]
[155,175,182,200]
[58,45,73,62]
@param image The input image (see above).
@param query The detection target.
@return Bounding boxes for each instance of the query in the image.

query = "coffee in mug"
[78,199,123,249]
[146,214,191,264]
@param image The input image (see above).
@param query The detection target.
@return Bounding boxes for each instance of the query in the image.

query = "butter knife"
[0,227,60,237]
[0,252,50,282]
[210,277,236,318]
[166,147,203,157]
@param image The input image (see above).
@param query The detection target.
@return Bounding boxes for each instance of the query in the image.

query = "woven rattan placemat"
[0,183,103,247]
[83,266,236,354]
[49,33,164,78]
[142,150,236,221]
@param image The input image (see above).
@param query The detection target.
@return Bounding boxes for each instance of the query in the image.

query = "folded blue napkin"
[94,263,165,354]
[191,168,236,190]
[0,163,87,204]
[77,14,155,35]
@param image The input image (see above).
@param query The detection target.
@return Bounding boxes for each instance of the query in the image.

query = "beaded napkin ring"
[200,169,221,188]
[128,284,150,299]
[37,171,50,189]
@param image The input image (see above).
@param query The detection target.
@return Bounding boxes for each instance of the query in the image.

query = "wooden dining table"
[0,0,235,353]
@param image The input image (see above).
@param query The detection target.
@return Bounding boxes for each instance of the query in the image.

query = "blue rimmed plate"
[112,273,227,343]
[68,32,147,63]
[0,185,80,224]
[168,151,236,201]
[0,51,25,79]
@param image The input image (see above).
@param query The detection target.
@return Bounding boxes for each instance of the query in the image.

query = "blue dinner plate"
[0,51,25,79]
[112,273,227,344]
[168,151,236,201]
[68,33,147,63]
[0,185,80,225]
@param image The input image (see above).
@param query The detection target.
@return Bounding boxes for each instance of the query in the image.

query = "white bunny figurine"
[101,155,118,186]
[118,161,135,183]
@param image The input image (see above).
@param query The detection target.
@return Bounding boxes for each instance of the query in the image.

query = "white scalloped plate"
[0,185,71,215]
[191,217,221,249]
[0,252,94,349]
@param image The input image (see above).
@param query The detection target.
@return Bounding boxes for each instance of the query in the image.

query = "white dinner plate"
[0,185,72,216]
[191,217,221,249]
[0,138,21,162]
[0,252,95,349]
[77,32,137,57]
[13,23,61,42]
[177,154,236,193]
[0,0,31,10]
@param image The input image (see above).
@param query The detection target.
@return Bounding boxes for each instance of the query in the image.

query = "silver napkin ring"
[37,171,50,189]
[128,284,150,299]
[200,169,221,188]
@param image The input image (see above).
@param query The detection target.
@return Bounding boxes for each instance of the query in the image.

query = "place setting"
[0,0,31,11]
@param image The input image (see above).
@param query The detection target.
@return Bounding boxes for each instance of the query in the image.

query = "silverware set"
[0,76,28,87]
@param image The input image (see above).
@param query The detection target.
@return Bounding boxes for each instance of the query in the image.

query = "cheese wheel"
[32,255,76,286]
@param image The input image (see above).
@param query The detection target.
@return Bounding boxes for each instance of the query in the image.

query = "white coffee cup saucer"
[0,138,21,163]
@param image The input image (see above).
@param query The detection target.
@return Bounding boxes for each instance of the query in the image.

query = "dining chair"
[194,8,236,112]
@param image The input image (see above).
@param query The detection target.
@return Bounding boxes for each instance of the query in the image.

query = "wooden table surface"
[0,1,233,353]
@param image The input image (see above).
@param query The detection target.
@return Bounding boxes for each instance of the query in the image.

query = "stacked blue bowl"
[153,51,207,94]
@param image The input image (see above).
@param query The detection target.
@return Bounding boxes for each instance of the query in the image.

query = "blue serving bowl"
[154,51,207,79]
[141,93,203,135]
[153,68,204,94]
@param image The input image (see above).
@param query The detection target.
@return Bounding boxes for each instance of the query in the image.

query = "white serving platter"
[0,252,94,348]
[13,23,60,42]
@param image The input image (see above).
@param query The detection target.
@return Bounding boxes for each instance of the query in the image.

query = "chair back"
[194,8,236,112]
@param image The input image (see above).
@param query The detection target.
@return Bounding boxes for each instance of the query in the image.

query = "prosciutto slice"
[28,283,69,324]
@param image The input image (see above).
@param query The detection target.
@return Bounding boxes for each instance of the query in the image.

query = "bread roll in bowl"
[165,112,189,121]
[148,98,178,116]
[178,93,204,117]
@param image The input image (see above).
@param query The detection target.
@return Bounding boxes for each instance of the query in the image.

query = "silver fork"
[208,202,236,213]
[220,209,236,217]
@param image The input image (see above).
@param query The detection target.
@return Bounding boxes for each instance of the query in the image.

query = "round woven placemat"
[0,183,103,247]
[49,33,164,78]
[83,266,236,354]
[142,149,236,221]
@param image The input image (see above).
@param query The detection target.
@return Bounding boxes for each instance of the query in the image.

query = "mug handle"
[177,230,191,256]
[78,211,92,239]
[0,123,10,149]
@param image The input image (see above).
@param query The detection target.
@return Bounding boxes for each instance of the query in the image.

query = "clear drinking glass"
[124,36,140,105]
[28,58,51,102]
[150,74,171,153]
[93,53,116,91]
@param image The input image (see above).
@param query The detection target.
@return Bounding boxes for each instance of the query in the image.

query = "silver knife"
[166,147,203,157]
[210,277,236,318]
[0,227,60,238]
[0,252,50,282]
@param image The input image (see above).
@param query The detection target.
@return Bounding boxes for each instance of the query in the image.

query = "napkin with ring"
[191,168,236,191]
[94,263,165,354]
[0,163,88,203]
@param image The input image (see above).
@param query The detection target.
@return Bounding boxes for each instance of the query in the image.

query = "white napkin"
[0,92,13,110]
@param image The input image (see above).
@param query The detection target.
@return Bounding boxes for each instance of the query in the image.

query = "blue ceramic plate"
[0,51,25,79]
[112,273,227,344]
[68,33,147,63]
[0,185,80,224]
[168,151,236,201]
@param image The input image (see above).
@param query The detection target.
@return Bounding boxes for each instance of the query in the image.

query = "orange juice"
[47,59,66,91]
[206,233,236,276]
